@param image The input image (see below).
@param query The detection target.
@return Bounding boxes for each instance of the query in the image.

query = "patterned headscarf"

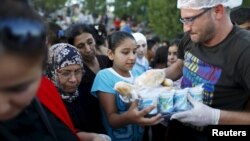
[47,43,83,102]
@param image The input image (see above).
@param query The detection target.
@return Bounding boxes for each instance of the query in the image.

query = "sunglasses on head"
[0,18,46,52]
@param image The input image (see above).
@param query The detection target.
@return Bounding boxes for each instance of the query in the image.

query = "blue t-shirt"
[91,68,144,141]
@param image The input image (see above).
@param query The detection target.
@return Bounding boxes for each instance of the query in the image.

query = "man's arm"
[219,110,250,124]
[164,59,184,81]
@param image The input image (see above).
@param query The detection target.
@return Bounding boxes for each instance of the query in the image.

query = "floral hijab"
[47,43,83,102]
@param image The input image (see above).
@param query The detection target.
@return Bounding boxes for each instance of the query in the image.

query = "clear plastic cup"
[158,90,174,114]
[189,86,203,102]
[174,88,190,112]
[138,95,158,116]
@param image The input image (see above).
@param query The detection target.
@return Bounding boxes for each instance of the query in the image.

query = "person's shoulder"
[95,68,112,78]
[37,76,62,106]
[234,26,250,44]
[98,68,110,73]
[37,76,59,97]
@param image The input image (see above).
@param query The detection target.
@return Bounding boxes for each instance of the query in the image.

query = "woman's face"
[56,64,83,93]
[0,54,43,121]
[135,40,147,59]
[73,32,96,62]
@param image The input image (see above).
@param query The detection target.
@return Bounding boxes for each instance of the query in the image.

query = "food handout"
[114,69,204,116]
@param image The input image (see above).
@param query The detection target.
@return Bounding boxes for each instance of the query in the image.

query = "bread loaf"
[162,78,173,87]
[134,69,166,87]
[114,81,134,97]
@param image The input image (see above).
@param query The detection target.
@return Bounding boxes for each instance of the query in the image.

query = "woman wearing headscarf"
[47,43,110,141]
[132,32,150,76]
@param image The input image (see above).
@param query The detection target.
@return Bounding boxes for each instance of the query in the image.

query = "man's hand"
[171,95,220,126]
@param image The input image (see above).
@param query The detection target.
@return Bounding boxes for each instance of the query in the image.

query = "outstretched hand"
[127,100,164,126]
[171,95,220,126]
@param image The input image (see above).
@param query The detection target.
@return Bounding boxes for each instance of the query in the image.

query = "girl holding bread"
[91,31,163,141]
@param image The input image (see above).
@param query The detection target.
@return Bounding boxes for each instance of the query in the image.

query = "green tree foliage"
[111,0,182,40]
[82,0,106,14]
[242,0,250,7]
[148,0,182,40]
[32,0,67,14]
[113,0,147,21]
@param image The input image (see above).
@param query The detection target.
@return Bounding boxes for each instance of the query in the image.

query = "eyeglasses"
[57,69,84,80]
[0,18,46,51]
[180,8,211,25]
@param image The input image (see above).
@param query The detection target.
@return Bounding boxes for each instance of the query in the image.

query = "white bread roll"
[114,81,134,97]
[162,78,173,88]
[134,69,166,88]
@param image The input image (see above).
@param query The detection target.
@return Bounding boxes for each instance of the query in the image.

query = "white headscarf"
[132,32,147,44]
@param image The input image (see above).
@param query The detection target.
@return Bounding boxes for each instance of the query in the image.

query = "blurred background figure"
[230,7,250,30]
[132,32,150,76]
[113,17,121,31]
[119,15,132,33]
[146,39,159,65]
[46,22,64,48]
[92,23,109,56]
[151,47,169,69]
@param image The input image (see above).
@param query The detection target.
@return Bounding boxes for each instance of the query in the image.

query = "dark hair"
[169,39,181,47]
[152,35,160,43]
[66,23,95,45]
[151,47,168,69]
[91,23,107,46]
[230,7,250,25]
[108,31,135,52]
[46,22,62,45]
[0,0,46,60]
[147,39,157,50]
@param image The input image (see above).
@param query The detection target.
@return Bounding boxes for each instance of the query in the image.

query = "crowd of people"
[0,0,250,141]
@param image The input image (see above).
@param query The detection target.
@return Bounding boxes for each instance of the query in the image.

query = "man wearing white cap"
[164,0,250,140]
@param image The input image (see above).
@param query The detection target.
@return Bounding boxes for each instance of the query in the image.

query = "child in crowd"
[91,31,163,141]
[167,39,180,67]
